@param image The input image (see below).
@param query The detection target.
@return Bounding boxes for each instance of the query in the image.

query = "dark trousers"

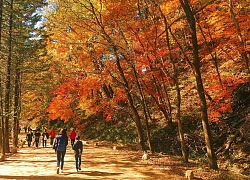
[75,153,81,170]
[71,139,75,147]
[35,139,39,147]
[27,141,32,147]
[42,140,47,147]
[57,151,66,169]
[50,137,55,145]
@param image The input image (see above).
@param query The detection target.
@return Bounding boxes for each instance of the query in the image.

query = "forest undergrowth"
[81,116,250,179]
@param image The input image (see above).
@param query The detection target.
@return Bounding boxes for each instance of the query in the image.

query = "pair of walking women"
[53,128,83,174]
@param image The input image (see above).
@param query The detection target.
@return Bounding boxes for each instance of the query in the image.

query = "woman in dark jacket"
[54,128,68,174]
[26,129,33,147]
[34,129,41,148]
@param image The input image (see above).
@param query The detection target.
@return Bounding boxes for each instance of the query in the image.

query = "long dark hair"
[59,128,67,135]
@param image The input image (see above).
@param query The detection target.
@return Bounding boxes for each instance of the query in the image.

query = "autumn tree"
[176,0,218,169]
[43,0,249,169]
[45,0,148,150]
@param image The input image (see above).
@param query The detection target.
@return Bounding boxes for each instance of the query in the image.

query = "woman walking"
[34,129,41,148]
[54,128,68,174]
[42,128,49,148]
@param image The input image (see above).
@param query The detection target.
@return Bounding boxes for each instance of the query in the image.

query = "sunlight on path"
[0,133,186,180]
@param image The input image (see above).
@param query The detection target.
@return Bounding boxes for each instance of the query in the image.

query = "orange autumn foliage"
[44,0,250,125]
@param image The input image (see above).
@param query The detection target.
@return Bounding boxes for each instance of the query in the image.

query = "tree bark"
[156,3,188,162]
[13,57,21,147]
[0,76,5,158]
[132,64,152,152]
[229,0,249,73]
[115,57,145,151]
[4,0,14,153]
[0,0,4,158]
[179,0,218,169]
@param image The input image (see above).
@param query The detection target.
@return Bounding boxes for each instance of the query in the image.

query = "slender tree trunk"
[4,0,14,153]
[197,23,223,88]
[115,56,145,151]
[0,0,5,158]
[132,64,152,152]
[159,5,188,162]
[229,0,249,73]
[13,57,21,147]
[151,75,172,125]
[156,3,188,162]
[179,0,218,169]
[0,76,5,159]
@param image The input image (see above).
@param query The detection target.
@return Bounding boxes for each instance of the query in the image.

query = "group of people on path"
[26,127,55,148]
[26,127,82,174]
[53,128,83,174]
[26,128,83,174]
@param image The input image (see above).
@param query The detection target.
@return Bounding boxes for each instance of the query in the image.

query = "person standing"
[26,129,33,147]
[18,125,21,133]
[49,128,56,146]
[42,128,49,148]
[24,126,27,133]
[72,135,83,172]
[34,129,41,148]
[54,128,68,174]
[69,128,76,147]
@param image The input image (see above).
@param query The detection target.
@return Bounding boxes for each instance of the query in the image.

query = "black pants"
[27,140,32,147]
[71,139,75,147]
[57,151,66,169]
[50,137,55,145]
[35,138,39,147]
[42,140,47,147]
[75,153,81,170]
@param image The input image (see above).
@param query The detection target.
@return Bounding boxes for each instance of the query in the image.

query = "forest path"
[0,132,178,180]
[0,132,248,180]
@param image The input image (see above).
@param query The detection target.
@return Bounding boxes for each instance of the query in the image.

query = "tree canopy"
[0,0,249,172]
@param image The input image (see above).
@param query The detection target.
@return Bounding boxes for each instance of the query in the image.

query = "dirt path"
[0,132,249,180]
[0,132,174,180]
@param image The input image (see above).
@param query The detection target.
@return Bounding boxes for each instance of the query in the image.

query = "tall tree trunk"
[4,0,14,153]
[132,64,152,152]
[115,57,145,151]
[13,57,21,147]
[0,0,5,158]
[0,76,5,159]
[159,5,188,162]
[179,0,218,169]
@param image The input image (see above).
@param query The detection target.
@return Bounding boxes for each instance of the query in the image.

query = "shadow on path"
[0,132,198,180]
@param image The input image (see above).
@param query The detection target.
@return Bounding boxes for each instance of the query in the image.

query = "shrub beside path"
[0,132,249,180]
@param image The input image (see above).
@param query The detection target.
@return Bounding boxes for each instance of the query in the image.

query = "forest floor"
[0,132,249,180]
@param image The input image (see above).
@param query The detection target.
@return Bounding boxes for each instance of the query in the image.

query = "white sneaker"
[60,169,63,173]
[75,169,78,172]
